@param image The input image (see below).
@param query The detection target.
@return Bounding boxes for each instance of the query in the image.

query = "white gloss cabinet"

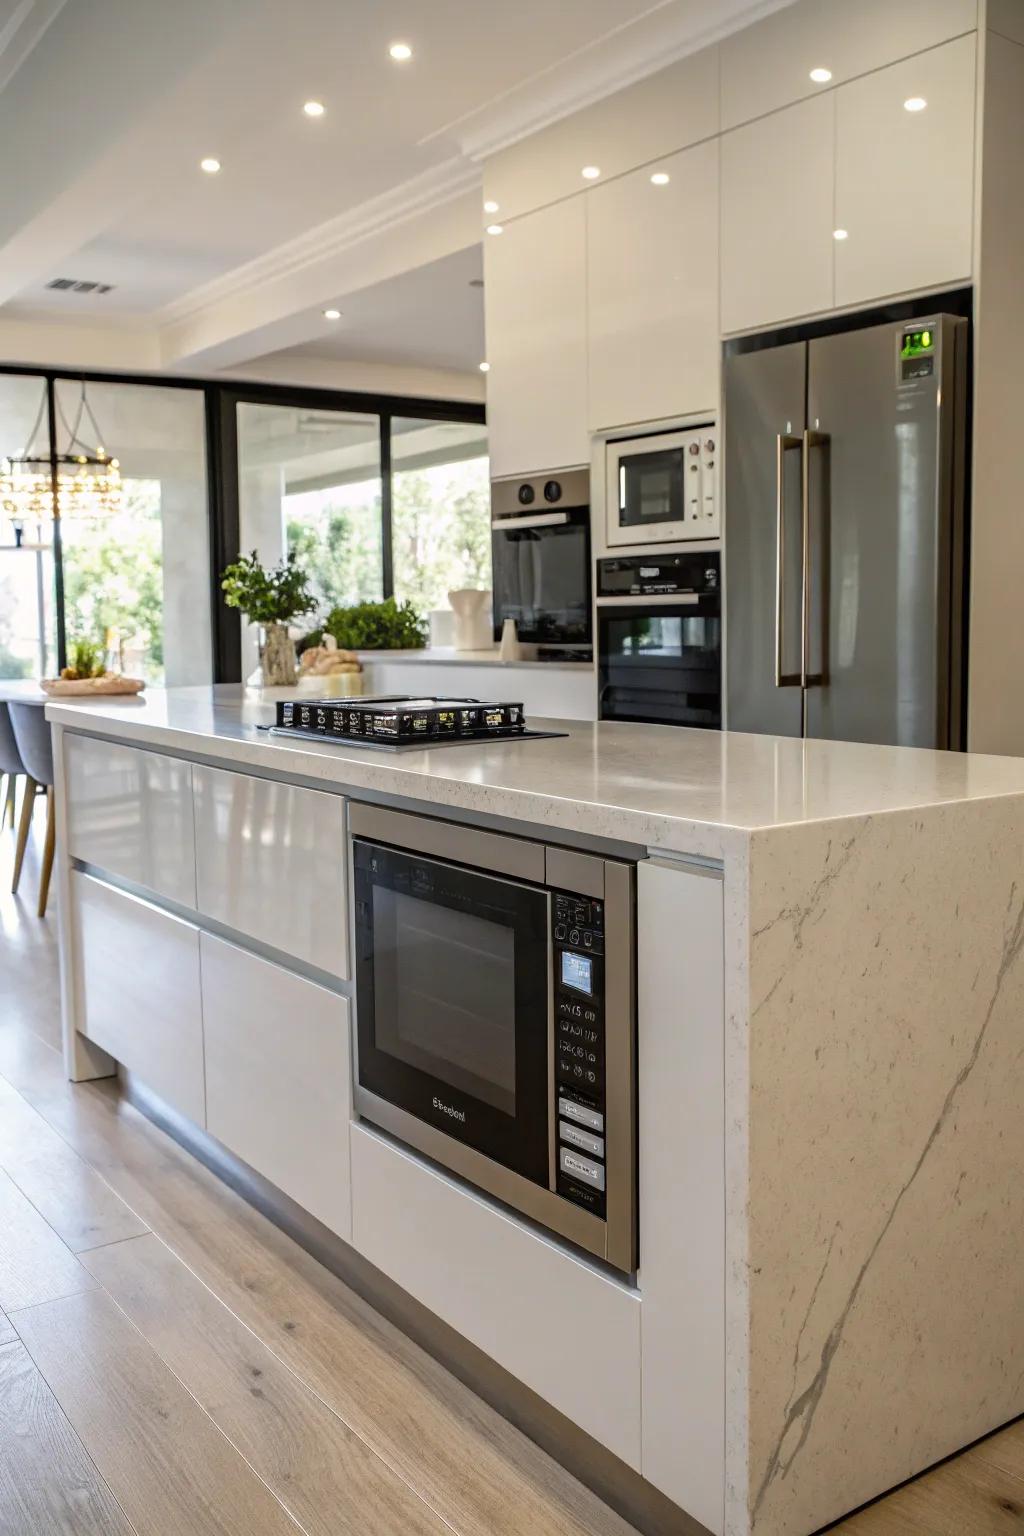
[587,140,719,431]
[71,871,205,1125]
[350,1123,642,1469]
[201,934,352,1241]
[193,764,348,978]
[833,34,976,307]
[637,860,725,1536]
[64,734,196,907]
[483,197,590,479]
[720,92,836,333]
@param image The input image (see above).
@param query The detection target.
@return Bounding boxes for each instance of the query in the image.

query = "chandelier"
[0,380,122,523]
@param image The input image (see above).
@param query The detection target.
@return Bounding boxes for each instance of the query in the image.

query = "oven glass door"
[491,510,591,645]
[616,447,685,531]
[598,601,722,727]
[353,839,550,1185]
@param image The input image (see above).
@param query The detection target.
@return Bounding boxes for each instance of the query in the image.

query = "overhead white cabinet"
[201,934,352,1241]
[483,198,589,479]
[720,92,836,333]
[193,764,348,978]
[719,0,977,130]
[587,140,720,430]
[64,734,195,907]
[834,34,976,307]
[71,872,205,1125]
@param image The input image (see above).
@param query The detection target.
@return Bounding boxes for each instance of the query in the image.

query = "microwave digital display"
[561,951,593,995]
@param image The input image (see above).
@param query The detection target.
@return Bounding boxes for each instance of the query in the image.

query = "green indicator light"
[922,330,932,348]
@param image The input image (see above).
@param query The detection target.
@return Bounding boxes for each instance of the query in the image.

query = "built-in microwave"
[605,426,718,547]
[350,803,636,1274]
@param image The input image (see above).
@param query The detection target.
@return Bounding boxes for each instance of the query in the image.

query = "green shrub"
[322,597,426,650]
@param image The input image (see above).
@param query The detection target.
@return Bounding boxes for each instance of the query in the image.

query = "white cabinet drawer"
[71,872,205,1125]
[65,734,195,907]
[201,934,352,1240]
[193,764,348,978]
[350,1124,642,1468]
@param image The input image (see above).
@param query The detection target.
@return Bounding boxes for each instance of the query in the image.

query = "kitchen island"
[46,686,1024,1536]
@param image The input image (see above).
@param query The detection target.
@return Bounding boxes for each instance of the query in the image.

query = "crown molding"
[159,155,482,330]
[451,0,796,162]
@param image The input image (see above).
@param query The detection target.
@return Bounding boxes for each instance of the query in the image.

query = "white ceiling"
[0,0,792,377]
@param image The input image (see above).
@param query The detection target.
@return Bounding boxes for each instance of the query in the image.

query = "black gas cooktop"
[267,695,566,752]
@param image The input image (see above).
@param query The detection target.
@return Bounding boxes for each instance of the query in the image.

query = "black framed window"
[0,364,486,683]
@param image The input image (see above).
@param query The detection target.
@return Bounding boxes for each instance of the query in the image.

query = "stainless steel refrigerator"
[724,313,968,747]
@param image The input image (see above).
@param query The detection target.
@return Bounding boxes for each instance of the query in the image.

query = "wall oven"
[350,803,636,1273]
[605,425,718,546]
[491,468,592,653]
[597,552,722,728]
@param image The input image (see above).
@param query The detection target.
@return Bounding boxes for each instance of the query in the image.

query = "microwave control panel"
[552,891,607,1220]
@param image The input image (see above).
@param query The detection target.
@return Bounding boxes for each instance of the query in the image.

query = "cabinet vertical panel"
[587,139,720,431]
[483,198,589,480]
[834,34,976,307]
[638,860,725,1536]
[193,764,348,978]
[201,934,352,1242]
[71,872,205,1125]
[720,93,835,333]
[64,734,196,907]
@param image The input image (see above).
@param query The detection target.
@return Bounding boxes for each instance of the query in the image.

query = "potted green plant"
[321,597,426,651]
[221,550,316,686]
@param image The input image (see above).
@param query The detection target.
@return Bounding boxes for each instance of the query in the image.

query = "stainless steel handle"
[775,433,801,687]
[595,593,700,608]
[491,511,569,531]
[802,430,829,688]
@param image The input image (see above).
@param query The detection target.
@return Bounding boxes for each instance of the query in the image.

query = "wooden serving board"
[40,676,145,697]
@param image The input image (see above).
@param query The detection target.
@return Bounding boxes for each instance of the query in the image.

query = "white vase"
[447,588,492,651]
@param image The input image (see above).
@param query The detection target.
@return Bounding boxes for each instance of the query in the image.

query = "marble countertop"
[44,685,1024,859]
[356,647,593,671]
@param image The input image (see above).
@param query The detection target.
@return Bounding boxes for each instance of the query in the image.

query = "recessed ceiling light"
[389,41,412,61]
[303,100,325,117]
[479,361,490,373]
[323,308,342,319]
[486,223,504,235]
[833,228,849,240]
[809,67,832,83]
[904,96,927,112]
[200,157,221,174]
[650,171,670,186]
[581,165,601,180]
[483,199,499,213]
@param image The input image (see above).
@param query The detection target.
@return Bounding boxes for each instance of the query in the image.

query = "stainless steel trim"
[595,593,700,608]
[490,467,589,520]
[602,857,637,1273]
[801,429,829,689]
[353,1083,612,1260]
[491,512,570,531]
[349,802,545,883]
[547,893,557,1195]
[546,846,605,900]
[775,432,801,688]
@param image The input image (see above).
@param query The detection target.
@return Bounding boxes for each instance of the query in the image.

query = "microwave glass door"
[491,512,591,644]
[598,603,722,727]
[617,448,685,531]
[353,840,550,1183]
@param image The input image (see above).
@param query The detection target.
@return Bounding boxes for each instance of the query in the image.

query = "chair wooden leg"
[38,787,56,918]
[12,776,38,893]
[4,772,17,829]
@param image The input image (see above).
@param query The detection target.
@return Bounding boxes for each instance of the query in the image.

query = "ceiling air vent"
[46,278,115,294]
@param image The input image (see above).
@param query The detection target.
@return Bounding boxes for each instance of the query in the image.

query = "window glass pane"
[54,380,210,686]
[391,418,490,618]
[0,375,55,678]
[237,402,382,622]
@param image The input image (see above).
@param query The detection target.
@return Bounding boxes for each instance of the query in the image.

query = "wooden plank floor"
[3,805,1024,1534]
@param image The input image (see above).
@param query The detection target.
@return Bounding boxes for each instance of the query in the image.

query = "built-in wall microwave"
[605,426,718,547]
[350,803,637,1274]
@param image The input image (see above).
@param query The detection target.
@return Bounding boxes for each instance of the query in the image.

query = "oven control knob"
[688,441,700,455]
[517,482,536,506]
[705,438,715,452]
[569,928,581,945]
[543,479,562,503]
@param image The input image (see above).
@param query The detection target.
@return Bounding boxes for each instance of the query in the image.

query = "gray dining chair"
[8,702,55,917]
[0,703,25,832]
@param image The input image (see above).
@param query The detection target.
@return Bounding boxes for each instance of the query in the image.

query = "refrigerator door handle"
[775,433,802,687]
[802,429,830,688]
